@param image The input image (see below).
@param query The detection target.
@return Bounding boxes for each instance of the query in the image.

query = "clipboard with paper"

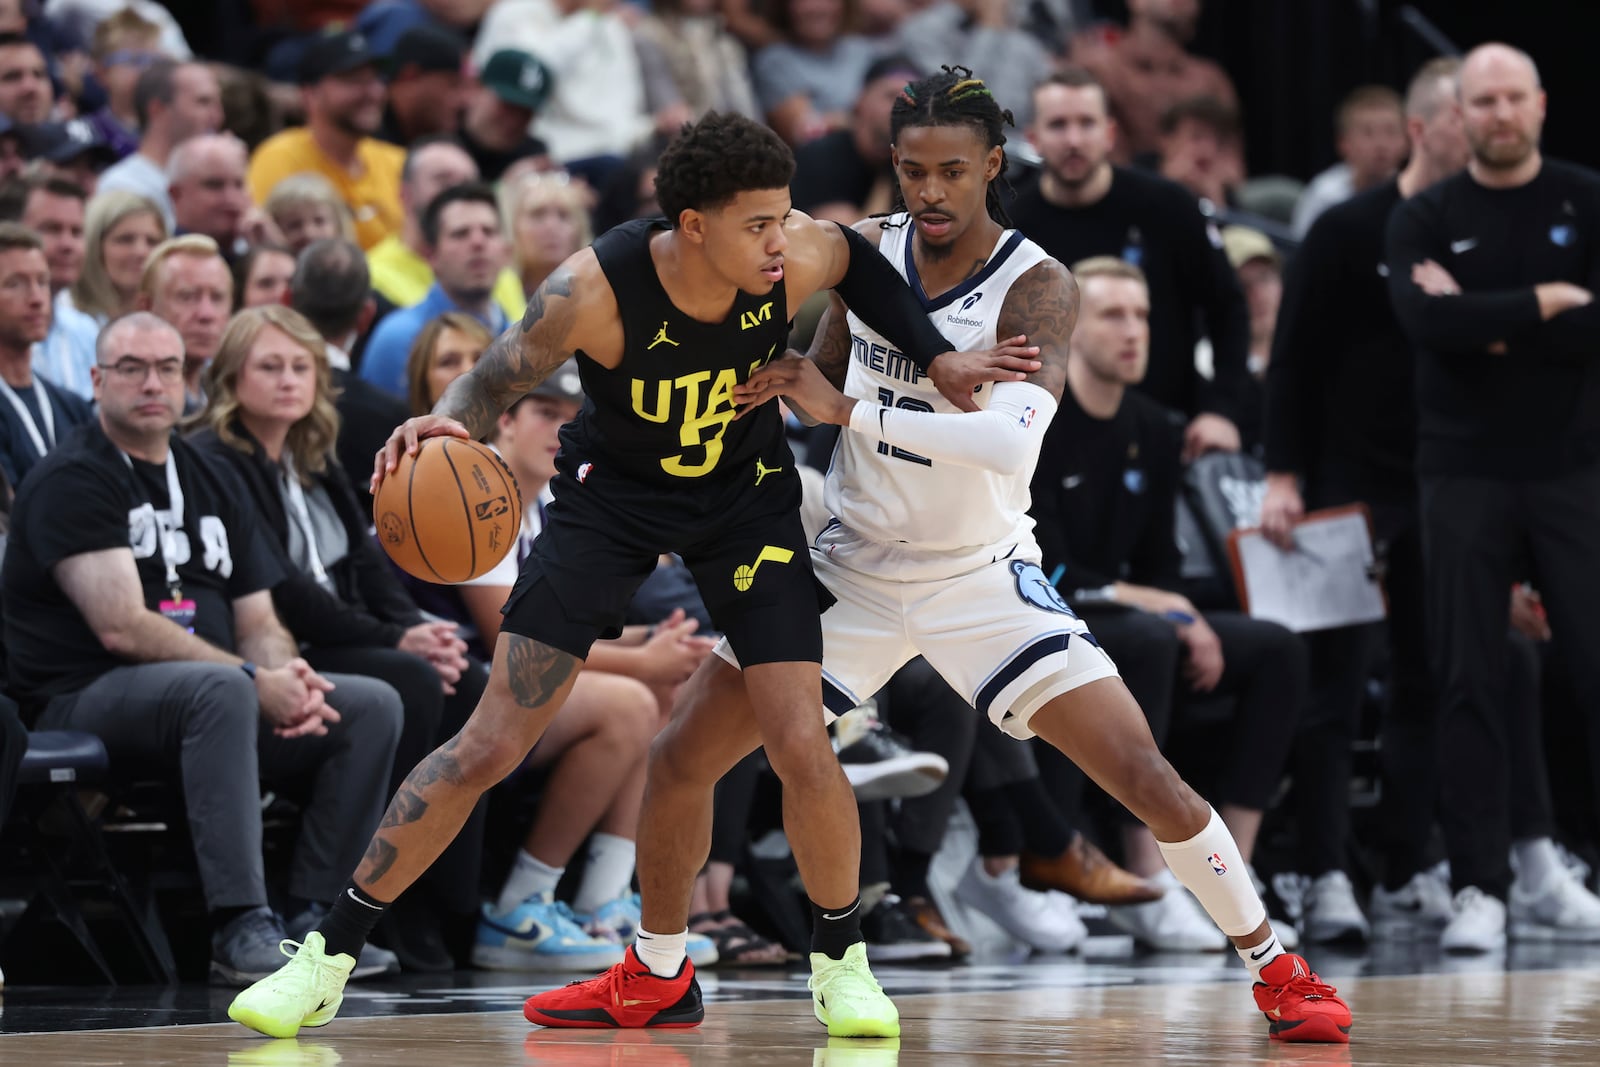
[1225,504,1387,633]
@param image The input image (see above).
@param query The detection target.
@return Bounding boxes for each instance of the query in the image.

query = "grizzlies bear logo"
[1011,560,1078,617]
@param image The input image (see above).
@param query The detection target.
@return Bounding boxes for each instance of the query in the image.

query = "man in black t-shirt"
[0,312,405,986]
[1010,66,1251,464]
[1029,257,1306,952]
[1386,43,1600,953]
[458,49,553,183]
[790,55,920,225]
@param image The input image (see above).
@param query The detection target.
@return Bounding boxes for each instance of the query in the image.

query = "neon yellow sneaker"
[807,942,900,1038]
[228,932,357,1039]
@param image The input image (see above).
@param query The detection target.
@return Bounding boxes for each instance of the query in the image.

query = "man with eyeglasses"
[0,309,406,986]
[0,222,91,487]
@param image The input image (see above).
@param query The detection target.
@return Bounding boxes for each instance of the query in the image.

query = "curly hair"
[654,112,795,227]
[885,66,1015,229]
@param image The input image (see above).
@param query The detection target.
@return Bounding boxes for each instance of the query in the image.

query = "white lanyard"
[0,378,55,459]
[121,449,184,595]
[280,454,328,584]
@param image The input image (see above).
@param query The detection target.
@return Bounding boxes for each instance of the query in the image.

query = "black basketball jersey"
[564,218,790,488]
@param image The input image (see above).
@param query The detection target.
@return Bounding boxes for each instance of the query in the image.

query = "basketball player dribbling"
[529,69,1354,1044]
[227,112,1038,1039]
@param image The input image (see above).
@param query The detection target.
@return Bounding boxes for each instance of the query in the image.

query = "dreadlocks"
[880,65,1016,229]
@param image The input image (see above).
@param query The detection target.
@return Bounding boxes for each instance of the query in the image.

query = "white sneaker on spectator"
[1509,867,1600,943]
[1440,887,1507,954]
[1370,869,1454,933]
[954,858,1086,953]
[1302,870,1371,945]
[1107,870,1228,952]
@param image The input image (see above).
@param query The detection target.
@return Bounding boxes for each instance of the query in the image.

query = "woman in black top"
[189,305,489,971]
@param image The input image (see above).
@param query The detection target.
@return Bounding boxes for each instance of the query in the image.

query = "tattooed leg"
[354,634,583,899]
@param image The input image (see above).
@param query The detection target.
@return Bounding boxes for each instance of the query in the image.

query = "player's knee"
[760,723,836,785]
[591,674,660,751]
[1123,748,1198,823]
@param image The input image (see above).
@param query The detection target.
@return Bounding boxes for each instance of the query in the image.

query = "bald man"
[1385,42,1600,954]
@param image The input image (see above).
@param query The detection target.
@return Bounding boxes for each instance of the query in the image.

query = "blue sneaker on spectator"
[473,892,625,972]
[574,892,720,967]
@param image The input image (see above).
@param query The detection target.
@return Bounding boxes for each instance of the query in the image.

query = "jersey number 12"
[876,387,932,467]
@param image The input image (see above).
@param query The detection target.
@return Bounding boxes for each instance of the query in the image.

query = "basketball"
[373,437,523,583]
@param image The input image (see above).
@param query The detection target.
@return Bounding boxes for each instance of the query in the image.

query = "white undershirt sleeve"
[846,380,1059,475]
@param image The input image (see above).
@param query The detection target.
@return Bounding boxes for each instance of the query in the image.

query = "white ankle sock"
[495,850,564,917]
[1237,930,1286,983]
[1513,837,1563,890]
[1156,805,1267,939]
[572,833,638,915]
[634,927,688,978]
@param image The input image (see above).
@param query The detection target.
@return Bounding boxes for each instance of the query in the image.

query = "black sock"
[892,848,933,901]
[810,894,865,960]
[318,883,389,958]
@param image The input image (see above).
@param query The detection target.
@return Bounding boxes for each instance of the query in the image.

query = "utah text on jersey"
[629,346,777,477]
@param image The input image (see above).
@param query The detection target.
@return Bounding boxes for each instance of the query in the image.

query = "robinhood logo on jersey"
[850,335,924,385]
[945,290,985,328]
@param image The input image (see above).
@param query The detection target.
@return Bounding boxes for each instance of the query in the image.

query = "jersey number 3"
[875,387,933,467]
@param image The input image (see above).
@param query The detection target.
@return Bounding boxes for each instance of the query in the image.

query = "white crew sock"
[634,927,688,978]
[1513,836,1563,891]
[1237,929,1287,983]
[494,850,564,917]
[1157,805,1272,975]
[572,833,638,915]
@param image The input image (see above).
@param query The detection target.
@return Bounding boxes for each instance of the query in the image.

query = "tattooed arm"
[808,293,853,389]
[995,259,1079,403]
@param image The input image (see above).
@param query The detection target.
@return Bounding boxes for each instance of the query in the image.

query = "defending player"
[529,69,1353,1044]
[227,112,1035,1039]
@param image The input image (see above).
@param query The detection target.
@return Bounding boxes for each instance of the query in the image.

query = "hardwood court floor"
[5,950,1600,1066]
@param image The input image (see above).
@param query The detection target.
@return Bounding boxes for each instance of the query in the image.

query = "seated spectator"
[137,234,231,410]
[1,311,404,984]
[503,171,590,300]
[377,25,470,148]
[1219,225,1280,456]
[1070,0,1237,164]
[248,32,405,251]
[456,49,553,183]
[367,138,524,321]
[70,189,166,324]
[49,0,193,61]
[633,0,759,126]
[892,0,1055,129]
[789,53,917,225]
[1030,257,1305,951]
[232,243,295,311]
[359,182,510,398]
[0,33,52,125]
[191,304,494,971]
[0,115,22,181]
[1291,85,1407,240]
[0,222,91,486]
[97,60,222,231]
[264,172,356,254]
[1156,94,1245,209]
[751,0,879,146]
[20,120,118,197]
[168,133,272,260]
[472,0,655,173]
[0,175,98,397]
[404,309,489,424]
[83,6,168,160]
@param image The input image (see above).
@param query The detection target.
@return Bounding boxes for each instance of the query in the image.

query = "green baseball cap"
[480,49,554,112]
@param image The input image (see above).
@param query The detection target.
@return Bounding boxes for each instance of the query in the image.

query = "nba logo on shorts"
[1208,852,1227,876]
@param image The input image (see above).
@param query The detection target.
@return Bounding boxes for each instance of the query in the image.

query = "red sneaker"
[1253,954,1352,1043]
[524,945,704,1029]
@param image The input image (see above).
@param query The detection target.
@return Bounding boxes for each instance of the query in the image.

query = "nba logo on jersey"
[1208,852,1228,876]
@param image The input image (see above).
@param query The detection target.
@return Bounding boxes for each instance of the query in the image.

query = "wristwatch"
[239,661,258,679]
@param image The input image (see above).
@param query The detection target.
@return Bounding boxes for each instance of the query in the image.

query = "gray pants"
[38,663,402,909]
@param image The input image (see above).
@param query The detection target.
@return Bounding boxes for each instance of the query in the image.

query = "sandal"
[689,910,791,966]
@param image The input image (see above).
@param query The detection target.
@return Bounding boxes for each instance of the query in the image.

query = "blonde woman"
[189,305,491,971]
[71,190,167,324]
[404,311,493,418]
[502,172,592,298]
[263,173,357,254]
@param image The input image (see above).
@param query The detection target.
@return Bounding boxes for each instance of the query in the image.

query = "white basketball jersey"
[826,213,1052,561]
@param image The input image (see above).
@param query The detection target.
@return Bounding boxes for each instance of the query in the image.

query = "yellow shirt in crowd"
[366,234,526,322]
[248,128,406,250]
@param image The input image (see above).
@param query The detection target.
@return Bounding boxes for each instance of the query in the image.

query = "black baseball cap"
[23,120,118,166]
[391,26,466,75]
[298,30,383,86]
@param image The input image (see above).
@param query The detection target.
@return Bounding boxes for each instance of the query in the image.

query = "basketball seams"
[438,440,479,582]
[406,447,448,582]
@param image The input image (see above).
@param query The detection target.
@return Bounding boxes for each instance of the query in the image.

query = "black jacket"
[188,423,424,650]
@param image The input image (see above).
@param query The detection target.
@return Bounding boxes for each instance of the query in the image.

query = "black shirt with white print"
[1,421,282,710]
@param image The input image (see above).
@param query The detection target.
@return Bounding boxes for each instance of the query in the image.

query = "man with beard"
[1010,65,1250,461]
[1385,43,1600,952]
[1070,0,1237,164]
[248,31,404,250]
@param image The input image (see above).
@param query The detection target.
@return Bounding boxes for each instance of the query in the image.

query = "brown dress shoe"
[904,896,971,958]
[1020,834,1165,905]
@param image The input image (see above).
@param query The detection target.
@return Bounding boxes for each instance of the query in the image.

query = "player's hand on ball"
[735,354,853,425]
[928,337,1040,412]
[372,415,472,492]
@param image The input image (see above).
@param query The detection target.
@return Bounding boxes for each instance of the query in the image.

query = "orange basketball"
[373,437,523,583]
